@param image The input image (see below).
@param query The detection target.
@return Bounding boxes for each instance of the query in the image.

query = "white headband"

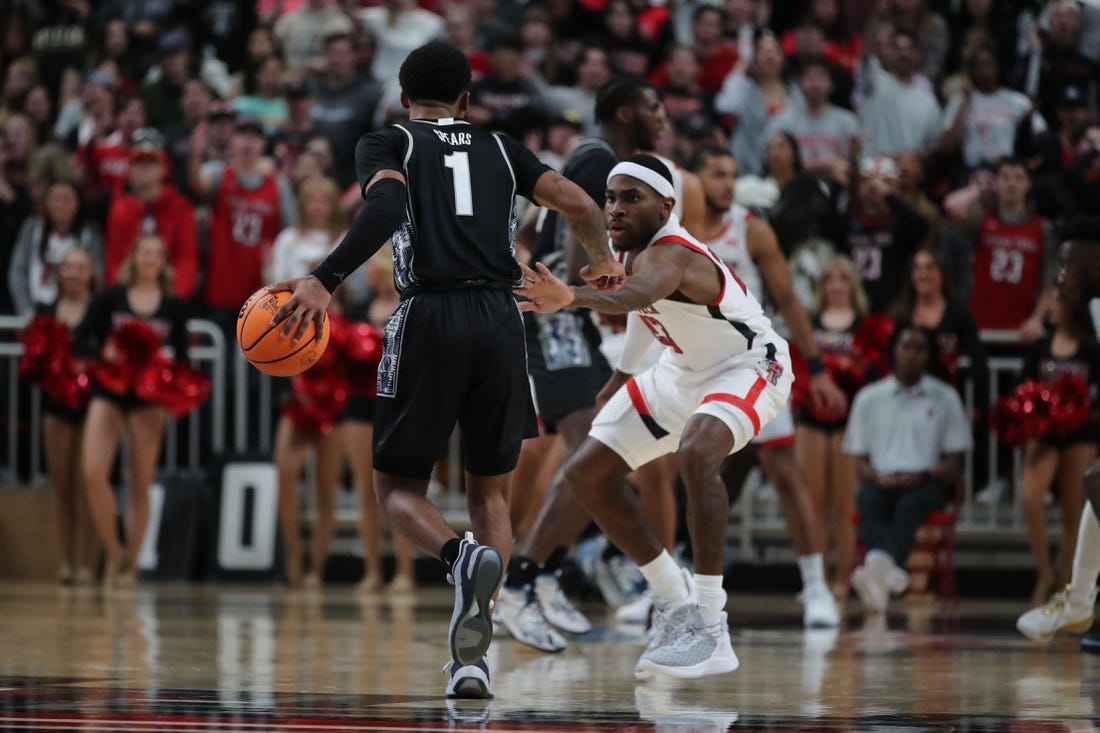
[607,161,675,199]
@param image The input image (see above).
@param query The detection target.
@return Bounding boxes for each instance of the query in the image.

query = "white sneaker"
[444,657,492,699]
[851,565,887,614]
[495,585,567,653]
[534,573,592,634]
[798,582,840,628]
[615,594,654,625]
[634,609,740,680]
[1017,585,1097,642]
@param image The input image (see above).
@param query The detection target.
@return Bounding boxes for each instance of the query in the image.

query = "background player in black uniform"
[267,41,623,698]
[496,77,670,650]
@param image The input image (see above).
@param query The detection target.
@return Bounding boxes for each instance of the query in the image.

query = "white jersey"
[703,204,763,300]
[616,215,780,374]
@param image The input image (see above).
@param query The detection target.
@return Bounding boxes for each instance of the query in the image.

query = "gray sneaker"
[448,532,504,666]
[635,610,740,680]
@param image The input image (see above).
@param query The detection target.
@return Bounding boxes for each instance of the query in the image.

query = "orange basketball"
[237,288,329,377]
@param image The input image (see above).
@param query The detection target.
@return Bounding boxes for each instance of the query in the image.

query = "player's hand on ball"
[581,259,626,291]
[516,262,575,313]
[268,276,331,343]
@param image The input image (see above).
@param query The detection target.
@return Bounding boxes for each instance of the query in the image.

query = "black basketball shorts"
[372,289,538,480]
[524,309,611,434]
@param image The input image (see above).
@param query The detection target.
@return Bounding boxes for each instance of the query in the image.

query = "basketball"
[236,288,329,377]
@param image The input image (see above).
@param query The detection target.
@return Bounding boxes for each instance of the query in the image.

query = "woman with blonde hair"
[269,176,347,587]
[796,255,869,598]
[342,244,416,596]
[36,248,100,584]
[75,234,190,586]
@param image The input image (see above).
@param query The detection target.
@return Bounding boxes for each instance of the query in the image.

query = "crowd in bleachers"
[2,0,1100,616]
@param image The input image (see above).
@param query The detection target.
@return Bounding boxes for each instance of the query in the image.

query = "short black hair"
[888,321,938,369]
[688,143,733,173]
[798,55,832,78]
[621,154,673,188]
[995,156,1029,175]
[595,75,656,125]
[399,41,472,105]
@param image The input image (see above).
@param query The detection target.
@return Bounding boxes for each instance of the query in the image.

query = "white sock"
[1069,501,1100,605]
[694,574,726,626]
[639,550,689,604]
[798,553,826,588]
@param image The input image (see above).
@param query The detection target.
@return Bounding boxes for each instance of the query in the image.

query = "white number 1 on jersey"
[443,152,474,216]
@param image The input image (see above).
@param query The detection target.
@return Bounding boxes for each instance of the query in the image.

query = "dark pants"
[858,479,953,567]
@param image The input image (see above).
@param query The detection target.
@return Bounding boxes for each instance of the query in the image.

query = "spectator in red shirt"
[77,92,147,200]
[692,6,739,94]
[105,130,199,301]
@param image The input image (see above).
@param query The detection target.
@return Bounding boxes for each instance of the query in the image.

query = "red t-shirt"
[105,185,199,300]
[969,212,1045,330]
[79,132,131,196]
[204,167,282,309]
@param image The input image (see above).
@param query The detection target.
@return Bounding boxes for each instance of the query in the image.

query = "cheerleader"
[1020,292,1100,605]
[796,255,868,598]
[342,245,416,596]
[38,248,99,584]
[270,177,346,588]
[75,234,190,586]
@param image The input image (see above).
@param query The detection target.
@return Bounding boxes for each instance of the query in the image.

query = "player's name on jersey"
[433,130,473,146]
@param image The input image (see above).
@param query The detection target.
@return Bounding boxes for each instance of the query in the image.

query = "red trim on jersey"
[758,434,796,450]
[703,376,767,435]
[652,234,744,303]
[626,377,652,417]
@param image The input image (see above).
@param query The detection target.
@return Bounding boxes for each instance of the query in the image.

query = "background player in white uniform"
[691,144,845,627]
[518,155,791,679]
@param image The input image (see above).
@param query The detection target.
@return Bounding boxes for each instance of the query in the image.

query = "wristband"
[807,356,826,375]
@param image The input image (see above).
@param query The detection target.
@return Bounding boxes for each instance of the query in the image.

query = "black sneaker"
[444,657,492,699]
[448,532,503,666]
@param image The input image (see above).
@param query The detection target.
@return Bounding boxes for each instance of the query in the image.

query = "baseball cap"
[130,128,166,162]
[235,115,265,136]
[859,155,899,182]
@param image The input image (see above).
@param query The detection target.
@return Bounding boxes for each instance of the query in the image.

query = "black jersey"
[530,138,617,274]
[354,118,551,295]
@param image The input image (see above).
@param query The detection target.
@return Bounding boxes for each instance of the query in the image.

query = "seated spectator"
[842,156,929,313]
[945,0,1021,84]
[845,324,972,613]
[142,31,196,132]
[22,85,57,145]
[689,5,739,95]
[9,179,103,316]
[54,69,116,150]
[1019,291,1100,605]
[274,0,355,74]
[467,36,546,140]
[859,29,942,157]
[944,157,1056,338]
[941,45,1045,179]
[272,81,319,177]
[7,112,70,205]
[715,32,800,176]
[651,45,708,130]
[75,93,146,201]
[782,20,854,110]
[105,131,199,301]
[1,56,38,123]
[590,0,653,77]
[234,55,289,134]
[767,56,859,186]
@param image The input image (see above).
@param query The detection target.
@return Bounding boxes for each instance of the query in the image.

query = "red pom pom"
[853,314,894,382]
[991,374,1092,446]
[19,316,92,410]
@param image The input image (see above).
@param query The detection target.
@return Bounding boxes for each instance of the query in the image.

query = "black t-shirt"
[73,285,190,362]
[1021,334,1100,392]
[0,184,32,315]
[531,138,617,274]
[355,119,550,292]
[844,196,929,314]
[468,76,545,140]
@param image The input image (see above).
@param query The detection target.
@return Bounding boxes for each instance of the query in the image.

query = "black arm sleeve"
[497,133,552,201]
[311,178,408,293]
[72,290,113,359]
[355,128,408,198]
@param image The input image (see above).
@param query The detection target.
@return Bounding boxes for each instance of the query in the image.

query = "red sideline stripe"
[703,376,767,435]
[758,434,796,450]
[625,377,650,416]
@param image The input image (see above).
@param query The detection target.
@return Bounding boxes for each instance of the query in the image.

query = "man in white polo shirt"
[844,324,972,614]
